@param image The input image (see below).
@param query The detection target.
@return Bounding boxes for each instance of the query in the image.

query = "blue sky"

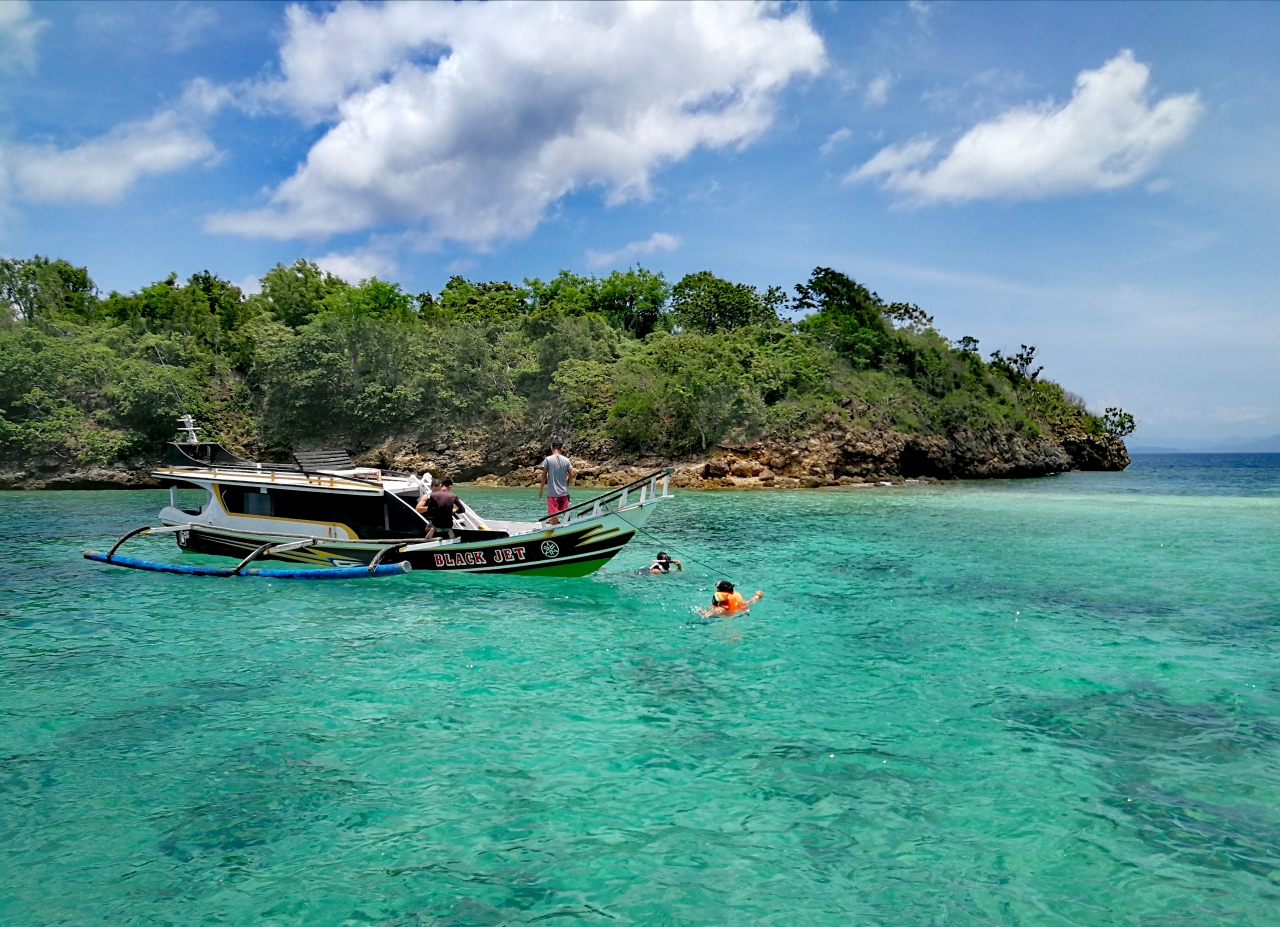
[2,1,1277,447]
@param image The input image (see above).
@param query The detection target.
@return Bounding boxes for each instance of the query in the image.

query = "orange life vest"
[714,590,748,613]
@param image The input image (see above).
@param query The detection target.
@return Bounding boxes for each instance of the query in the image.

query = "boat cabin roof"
[166,441,364,472]
[155,467,386,495]
[156,442,388,495]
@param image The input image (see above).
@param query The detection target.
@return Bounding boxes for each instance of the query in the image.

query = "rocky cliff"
[0,458,163,491]
[0,423,1126,492]
[357,421,1128,491]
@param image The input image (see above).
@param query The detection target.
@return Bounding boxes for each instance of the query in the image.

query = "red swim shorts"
[546,495,570,515]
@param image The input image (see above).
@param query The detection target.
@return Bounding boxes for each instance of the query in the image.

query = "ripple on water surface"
[1,455,1279,925]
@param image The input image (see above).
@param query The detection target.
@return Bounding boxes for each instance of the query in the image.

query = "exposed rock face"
[473,425,1129,491]
[1,424,1127,491]
[0,462,160,491]
[1058,433,1130,472]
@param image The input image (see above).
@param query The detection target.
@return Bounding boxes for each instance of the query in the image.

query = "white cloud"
[863,72,894,107]
[820,127,852,155]
[849,50,1201,203]
[210,1,825,245]
[314,248,399,284]
[234,274,263,296]
[169,3,218,53]
[0,0,45,73]
[852,136,937,179]
[3,80,225,205]
[906,1,932,32]
[586,232,680,269]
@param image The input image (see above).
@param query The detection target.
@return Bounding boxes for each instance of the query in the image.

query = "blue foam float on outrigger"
[83,550,410,579]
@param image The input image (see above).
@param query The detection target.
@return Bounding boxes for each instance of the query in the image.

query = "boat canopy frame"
[537,468,674,527]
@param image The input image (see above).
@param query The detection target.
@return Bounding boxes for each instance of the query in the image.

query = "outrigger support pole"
[105,524,188,561]
[233,538,322,574]
[368,542,407,574]
[106,526,153,561]
[233,542,277,575]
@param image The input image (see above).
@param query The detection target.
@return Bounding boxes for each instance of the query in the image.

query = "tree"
[29,257,98,320]
[1101,407,1135,437]
[671,271,780,333]
[525,270,597,316]
[188,270,252,332]
[312,278,418,389]
[0,254,1126,471]
[258,260,346,328]
[595,267,671,337]
[0,259,39,321]
[989,345,1042,384]
[322,277,414,322]
[0,258,80,322]
[884,301,934,333]
[525,266,672,336]
[438,276,529,320]
[551,358,614,430]
[606,331,767,454]
[794,267,884,330]
[795,267,894,368]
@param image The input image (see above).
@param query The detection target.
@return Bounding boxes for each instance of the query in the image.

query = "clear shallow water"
[1,455,1278,925]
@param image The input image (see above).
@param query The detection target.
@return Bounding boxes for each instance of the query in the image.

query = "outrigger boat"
[84,418,673,580]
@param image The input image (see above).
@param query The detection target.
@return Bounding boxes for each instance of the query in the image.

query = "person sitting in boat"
[699,580,763,618]
[416,477,464,539]
[647,552,682,574]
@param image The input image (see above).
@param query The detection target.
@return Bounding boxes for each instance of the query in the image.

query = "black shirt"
[425,490,462,529]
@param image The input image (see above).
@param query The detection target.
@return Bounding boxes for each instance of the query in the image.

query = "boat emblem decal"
[540,541,560,558]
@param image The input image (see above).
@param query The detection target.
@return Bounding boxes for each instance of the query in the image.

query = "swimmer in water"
[699,580,763,618]
[644,551,682,574]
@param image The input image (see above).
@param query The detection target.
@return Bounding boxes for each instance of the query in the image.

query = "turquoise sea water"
[2,454,1278,925]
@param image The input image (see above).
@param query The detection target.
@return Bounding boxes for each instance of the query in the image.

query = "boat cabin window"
[187,488,213,517]
[217,484,426,538]
[244,488,273,516]
[168,481,211,516]
[220,485,275,517]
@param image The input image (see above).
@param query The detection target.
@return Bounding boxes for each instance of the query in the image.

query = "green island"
[0,255,1131,490]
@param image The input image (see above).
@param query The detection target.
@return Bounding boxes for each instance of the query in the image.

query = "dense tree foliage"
[0,255,1118,466]
[1101,407,1136,437]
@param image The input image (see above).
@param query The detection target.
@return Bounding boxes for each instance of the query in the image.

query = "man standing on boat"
[537,440,576,525]
[417,477,464,539]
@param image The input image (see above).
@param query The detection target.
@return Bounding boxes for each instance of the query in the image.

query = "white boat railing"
[538,468,674,527]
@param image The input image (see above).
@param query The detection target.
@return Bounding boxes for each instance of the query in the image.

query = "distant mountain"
[1128,445,1188,454]
[1205,434,1280,453]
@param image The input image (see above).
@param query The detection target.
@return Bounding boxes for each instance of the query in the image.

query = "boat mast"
[176,414,200,443]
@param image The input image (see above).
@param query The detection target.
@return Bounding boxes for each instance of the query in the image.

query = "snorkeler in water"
[699,580,763,618]
[645,552,682,574]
